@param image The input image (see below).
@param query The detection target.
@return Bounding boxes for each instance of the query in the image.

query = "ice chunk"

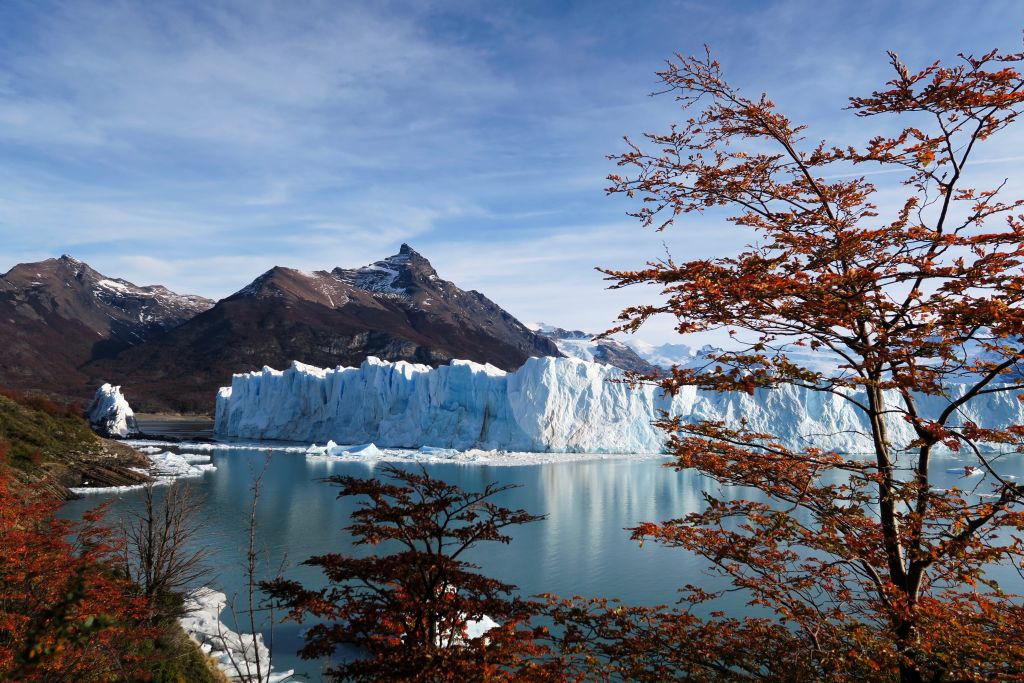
[332,442,382,457]
[307,441,382,457]
[86,383,140,437]
[947,466,984,477]
[180,588,295,682]
[70,451,215,494]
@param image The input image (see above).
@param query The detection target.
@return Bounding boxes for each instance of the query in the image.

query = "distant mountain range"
[1,246,564,413]
[526,323,665,376]
[0,255,212,403]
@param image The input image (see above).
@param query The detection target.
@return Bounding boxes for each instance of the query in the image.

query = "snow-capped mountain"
[626,338,848,376]
[0,255,212,400]
[91,245,561,413]
[2,255,212,345]
[527,323,662,375]
[624,340,705,369]
[532,322,852,378]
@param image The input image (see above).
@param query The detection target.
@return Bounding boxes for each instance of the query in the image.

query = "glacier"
[214,356,1024,455]
[86,383,140,438]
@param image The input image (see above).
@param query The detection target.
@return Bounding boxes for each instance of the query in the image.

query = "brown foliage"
[0,470,155,681]
[600,44,1024,681]
[261,465,553,682]
[0,386,78,419]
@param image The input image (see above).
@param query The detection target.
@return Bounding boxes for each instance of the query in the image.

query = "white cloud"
[3,0,1024,347]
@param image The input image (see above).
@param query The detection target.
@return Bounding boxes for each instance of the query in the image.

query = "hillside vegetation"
[0,388,149,499]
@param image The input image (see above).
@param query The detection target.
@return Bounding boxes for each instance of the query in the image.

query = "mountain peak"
[381,243,430,270]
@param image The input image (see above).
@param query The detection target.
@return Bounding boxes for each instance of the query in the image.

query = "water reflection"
[60,444,1024,681]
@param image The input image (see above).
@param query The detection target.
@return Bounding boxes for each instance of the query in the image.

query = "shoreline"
[122,437,669,467]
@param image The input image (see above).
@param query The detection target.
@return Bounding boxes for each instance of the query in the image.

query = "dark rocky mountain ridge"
[0,255,213,400]
[82,245,562,413]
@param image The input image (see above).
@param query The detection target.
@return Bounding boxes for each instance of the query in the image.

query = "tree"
[0,471,155,681]
[217,455,286,683]
[120,482,210,621]
[261,465,551,682]
[600,45,1024,680]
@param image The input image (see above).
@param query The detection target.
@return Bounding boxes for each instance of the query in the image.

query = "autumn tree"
[0,472,155,681]
[261,465,552,682]
[599,45,1024,681]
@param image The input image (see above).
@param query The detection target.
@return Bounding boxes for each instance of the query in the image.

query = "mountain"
[626,339,850,376]
[624,340,704,369]
[89,245,561,413]
[0,255,213,399]
[528,323,663,376]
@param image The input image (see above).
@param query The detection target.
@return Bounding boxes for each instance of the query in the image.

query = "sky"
[2,0,1024,344]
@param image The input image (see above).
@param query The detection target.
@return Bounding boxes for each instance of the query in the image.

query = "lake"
[60,420,1024,680]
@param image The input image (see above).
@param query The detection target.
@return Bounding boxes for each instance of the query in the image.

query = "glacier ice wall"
[214,356,1024,454]
[87,383,140,438]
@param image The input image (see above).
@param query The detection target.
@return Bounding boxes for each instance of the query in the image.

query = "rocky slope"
[0,389,150,499]
[0,255,212,400]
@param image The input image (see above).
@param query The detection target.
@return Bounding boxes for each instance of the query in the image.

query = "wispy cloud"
[2,0,1024,342]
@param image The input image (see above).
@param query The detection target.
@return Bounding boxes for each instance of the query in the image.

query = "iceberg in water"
[70,451,216,495]
[306,441,383,458]
[214,356,1024,454]
[86,383,140,438]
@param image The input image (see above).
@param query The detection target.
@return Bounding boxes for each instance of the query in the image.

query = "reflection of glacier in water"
[59,439,1023,682]
[215,356,1024,454]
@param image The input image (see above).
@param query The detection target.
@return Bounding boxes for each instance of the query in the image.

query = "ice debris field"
[70,450,215,494]
[215,356,1024,455]
[180,588,294,683]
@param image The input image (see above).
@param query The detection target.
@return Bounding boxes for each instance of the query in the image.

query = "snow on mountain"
[214,356,1024,454]
[527,323,660,375]
[1,255,213,343]
[0,254,215,402]
[623,338,851,376]
[86,383,140,437]
[624,340,700,369]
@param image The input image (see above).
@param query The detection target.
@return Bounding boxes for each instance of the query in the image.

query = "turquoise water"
[60,435,1024,680]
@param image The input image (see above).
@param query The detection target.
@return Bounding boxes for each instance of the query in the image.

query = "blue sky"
[2,0,1024,342]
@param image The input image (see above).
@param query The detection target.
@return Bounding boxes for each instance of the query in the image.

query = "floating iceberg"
[86,383,140,437]
[306,441,383,458]
[214,356,1024,454]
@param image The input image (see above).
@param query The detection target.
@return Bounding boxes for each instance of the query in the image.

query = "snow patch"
[96,278,132,293]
